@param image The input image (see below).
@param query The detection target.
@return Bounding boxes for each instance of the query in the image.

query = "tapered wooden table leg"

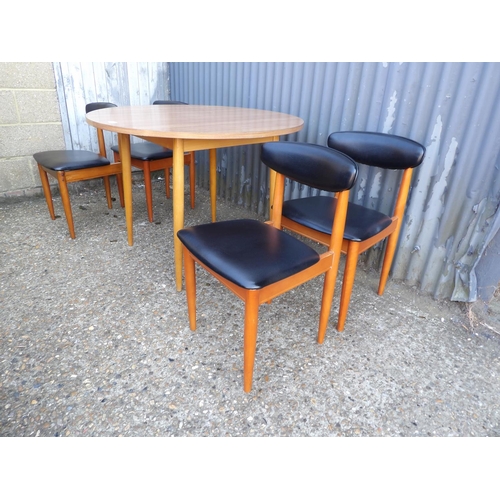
[269,136,279,217]
[118,133,133,246]
[209,149,217,222]
[173,139,186,291]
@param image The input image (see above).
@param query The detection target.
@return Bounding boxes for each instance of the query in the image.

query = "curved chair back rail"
[282,131,426,331]
[327,131,425,170]
[178,141,358,392]
[85,102,117,114]
[261,141,358,193]
[152,100,188,105]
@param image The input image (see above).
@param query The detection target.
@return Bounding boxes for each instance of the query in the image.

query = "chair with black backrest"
[34,101,124,239]
[177,141,358,392]
[111,100,196,223]
[281,131,426,331]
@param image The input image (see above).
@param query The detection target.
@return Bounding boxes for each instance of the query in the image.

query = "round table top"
[86,104,304,140]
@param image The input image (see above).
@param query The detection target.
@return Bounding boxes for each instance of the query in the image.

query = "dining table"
[86,104,304,290]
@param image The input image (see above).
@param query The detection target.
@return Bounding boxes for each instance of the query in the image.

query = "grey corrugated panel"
[401,63,500,301]
[169,62,500,302]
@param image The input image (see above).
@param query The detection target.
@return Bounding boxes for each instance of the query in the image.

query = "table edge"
[86,105,304,140]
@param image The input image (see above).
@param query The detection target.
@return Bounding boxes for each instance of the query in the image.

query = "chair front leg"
[337,241,361,331]
[57,172,76,239]
[38,165,56,220]
[317,264,337,344]
[183,246,197,331]
[243,291,260,393]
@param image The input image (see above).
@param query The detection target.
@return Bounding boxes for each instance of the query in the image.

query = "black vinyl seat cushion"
[111,142,173,161]
[33,150,110,172]
[283,196,393,242]
[177,219,320,289]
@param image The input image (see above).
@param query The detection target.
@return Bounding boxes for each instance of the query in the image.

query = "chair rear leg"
[337,241,361,331]
[116,174,125,208]
[165,167,171,199]
[143,162,154,223]
[103,176,113,209]
[378,233,398,296]
[38,165,56,220]
[243,292,259,393]
[57,172,76,239]
[112,153,124,207]
[183,247,197,331]
[378,169,413,295]
[189,152,195,209]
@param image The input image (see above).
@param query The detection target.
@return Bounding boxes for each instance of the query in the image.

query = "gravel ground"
[1,176,500,438]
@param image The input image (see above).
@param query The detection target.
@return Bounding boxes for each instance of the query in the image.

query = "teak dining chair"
[177,141,358,392]
[281,131,426,331]
[34,101,124,239]
[111,100,196,222]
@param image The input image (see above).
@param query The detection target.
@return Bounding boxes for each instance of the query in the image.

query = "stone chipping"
[1,178,499,437]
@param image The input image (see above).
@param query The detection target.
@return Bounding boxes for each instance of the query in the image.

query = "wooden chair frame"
[282,164,415,332]
[181,160,353,392]
[36,125,124,239]
[112,148,195,222]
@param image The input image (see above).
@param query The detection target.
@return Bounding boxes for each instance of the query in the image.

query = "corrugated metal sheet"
[170,62,500,302]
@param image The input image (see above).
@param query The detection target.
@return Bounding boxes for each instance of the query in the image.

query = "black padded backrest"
[327,131,425,170]
[85,102,117,113]
[261,142,358,193]
[153,100,188,105]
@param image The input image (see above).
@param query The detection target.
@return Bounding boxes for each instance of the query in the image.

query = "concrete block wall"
[0,62,65,197]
